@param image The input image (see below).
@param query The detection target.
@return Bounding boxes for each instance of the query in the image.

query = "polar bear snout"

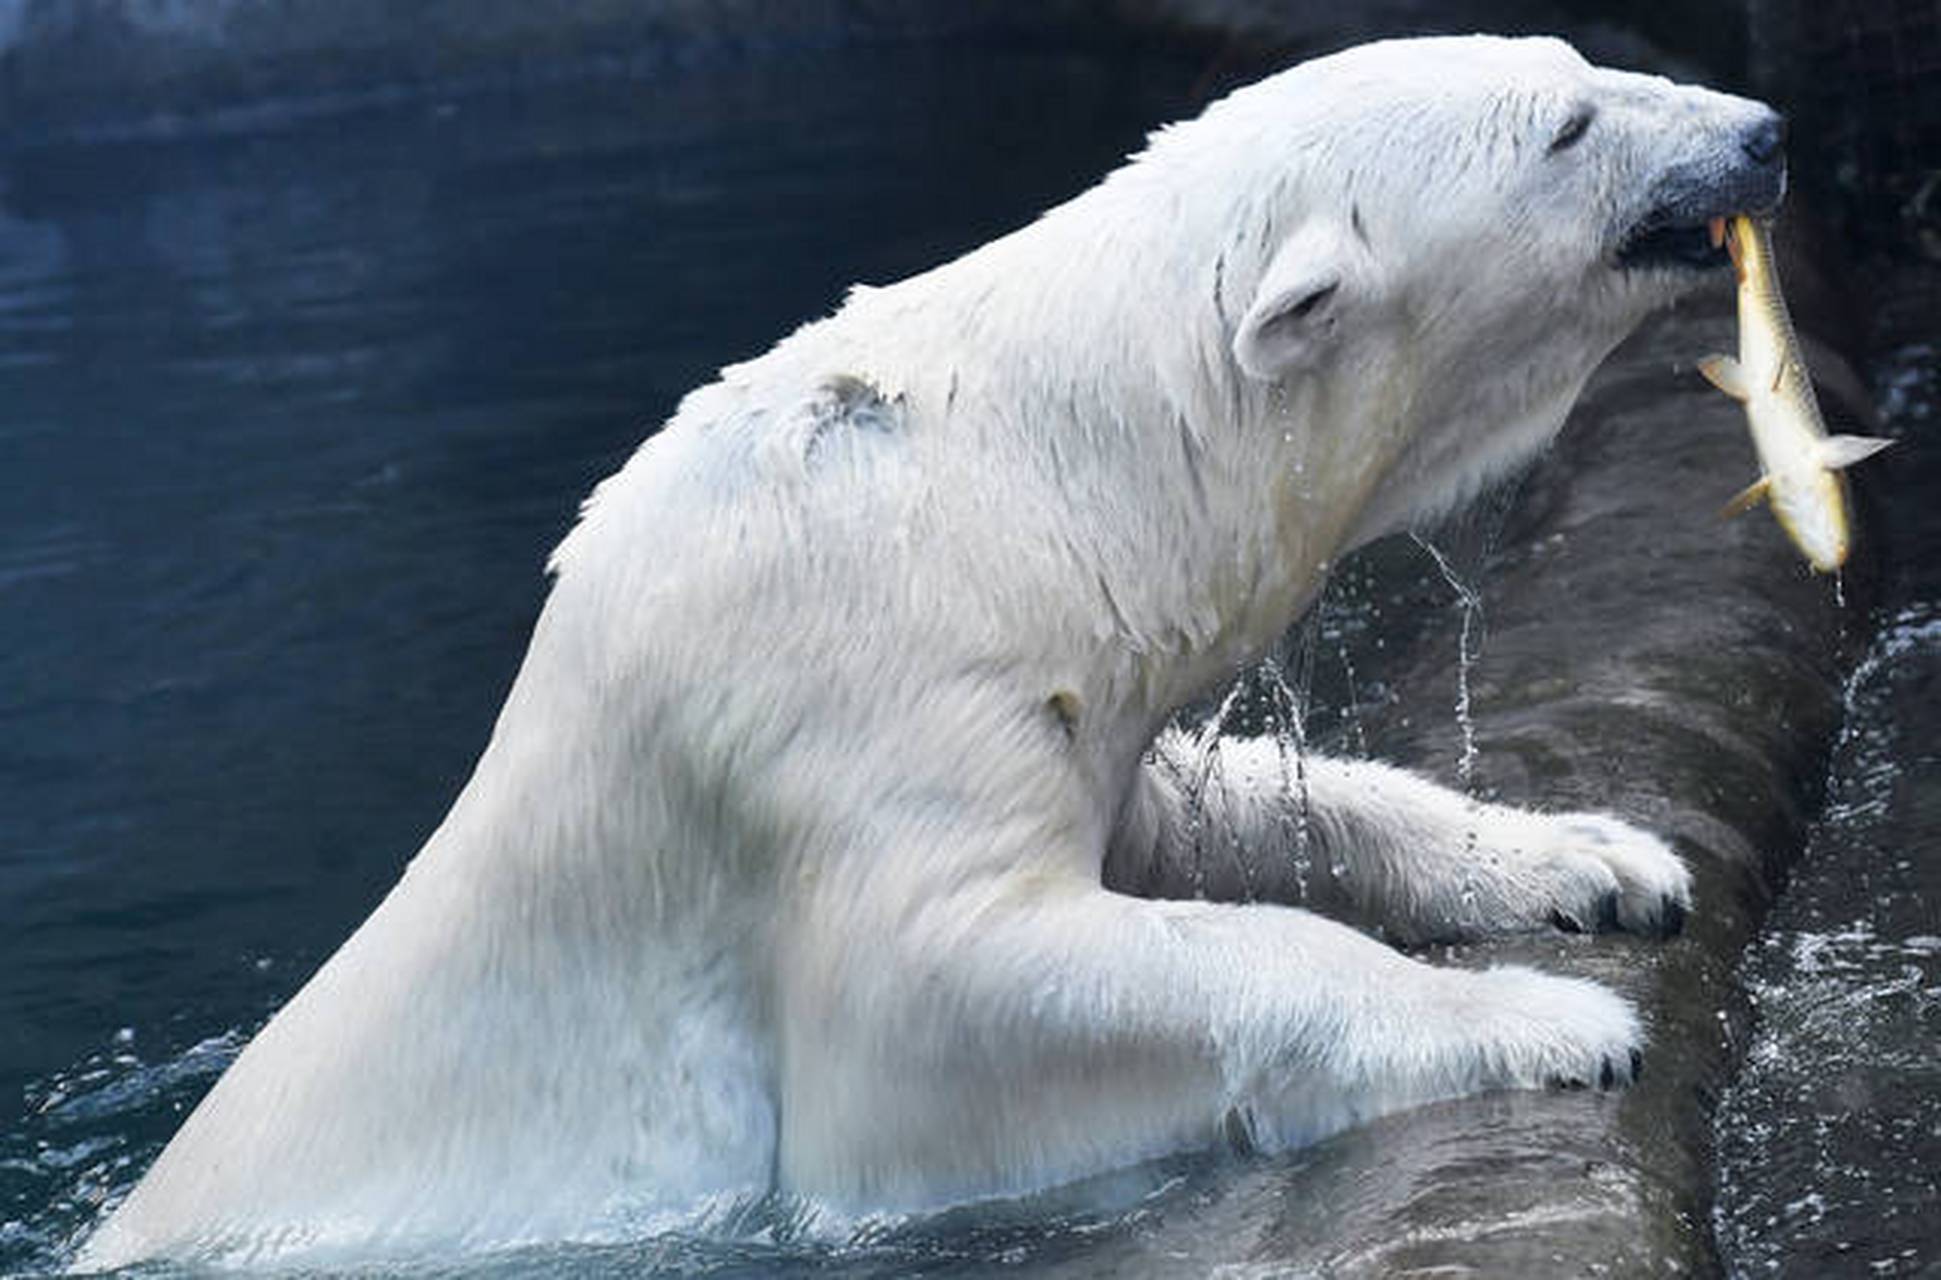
[1739,110,1786,168]
[1721,105,1789,213]
[1617,107,1787,272]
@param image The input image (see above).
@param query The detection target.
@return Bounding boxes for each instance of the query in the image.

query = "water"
[0,41,1209,1272]
[1408,533,1485,793]
[1262,651,1317,901]
[1713,318,1941,1275]
[1139,515,1524,914]
[1713,607,1941,1277]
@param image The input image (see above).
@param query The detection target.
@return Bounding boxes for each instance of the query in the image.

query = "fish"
[1696,214,1894,573]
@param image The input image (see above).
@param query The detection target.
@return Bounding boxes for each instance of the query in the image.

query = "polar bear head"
[1123,36,1784,540]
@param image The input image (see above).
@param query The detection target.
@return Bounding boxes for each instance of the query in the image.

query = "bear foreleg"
[775,870,1642,1208]
[1105,729,1692,943]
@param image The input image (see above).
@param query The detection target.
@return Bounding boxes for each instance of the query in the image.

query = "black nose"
[1742,112,1786,166]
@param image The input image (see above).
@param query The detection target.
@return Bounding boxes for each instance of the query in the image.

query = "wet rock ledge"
[1294,282,1867,1275]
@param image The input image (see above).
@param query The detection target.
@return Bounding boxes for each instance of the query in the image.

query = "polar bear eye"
[1548,107,1596,154]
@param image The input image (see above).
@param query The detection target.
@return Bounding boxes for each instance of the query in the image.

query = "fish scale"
[1696,215,1895,573]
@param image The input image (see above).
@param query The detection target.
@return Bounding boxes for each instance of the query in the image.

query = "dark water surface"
[1712,298,1941,1277]
[0,42,1208,1270]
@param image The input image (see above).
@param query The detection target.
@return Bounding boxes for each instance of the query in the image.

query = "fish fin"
[1816,434,1896,471]
[1771,361,1786,393]
[1698,354,1750,401]
[1720,476,1770,519]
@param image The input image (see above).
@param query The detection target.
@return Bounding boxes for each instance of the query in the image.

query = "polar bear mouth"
[1614,214,1735,272]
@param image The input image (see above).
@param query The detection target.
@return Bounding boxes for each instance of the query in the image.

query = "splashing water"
[1330,626,1369,760]
[1410,533,1484,793]
[2,1028,247,1270]
[1713,603,1941,1275]
[1181,682,1249,900]
[1156,594,1335,906]
[1262,651,1314,900]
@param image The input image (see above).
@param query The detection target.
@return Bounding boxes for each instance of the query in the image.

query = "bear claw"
[1545,1067,1621,1091]
[1595,892,1622,931]
[1543,1051,1641,1093]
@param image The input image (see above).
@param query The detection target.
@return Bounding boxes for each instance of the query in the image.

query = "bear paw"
[1394,805,1694,944]
[1458,965,1645,1092]
[1527,810,1693,939]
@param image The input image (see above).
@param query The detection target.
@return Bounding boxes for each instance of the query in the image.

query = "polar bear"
[77,34,1783,1271]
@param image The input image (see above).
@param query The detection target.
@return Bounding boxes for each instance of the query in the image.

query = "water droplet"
[1412,534,1484,792]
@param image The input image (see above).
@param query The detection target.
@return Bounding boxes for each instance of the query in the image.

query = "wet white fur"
[1113,731,1693,942]
[77,35,1757,1270]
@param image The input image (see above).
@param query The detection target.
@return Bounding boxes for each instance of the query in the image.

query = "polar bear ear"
[1233,221,1355,382]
